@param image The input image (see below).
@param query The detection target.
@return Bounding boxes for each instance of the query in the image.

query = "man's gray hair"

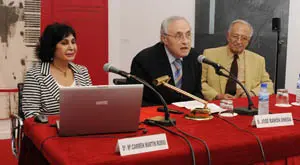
[228,19,254,37]
[160,16,190,35]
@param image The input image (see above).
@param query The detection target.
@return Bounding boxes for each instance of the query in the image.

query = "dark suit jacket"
[129,42,203,106]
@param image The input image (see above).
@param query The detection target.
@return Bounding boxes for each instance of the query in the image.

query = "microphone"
[103,63,176,126]
[198,55,224,70]
[197,57,257,115]
[103,63,132,78]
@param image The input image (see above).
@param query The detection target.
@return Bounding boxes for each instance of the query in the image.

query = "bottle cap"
[261,83,267,88]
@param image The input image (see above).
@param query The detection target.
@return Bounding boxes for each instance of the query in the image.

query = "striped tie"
[173,59,182,88]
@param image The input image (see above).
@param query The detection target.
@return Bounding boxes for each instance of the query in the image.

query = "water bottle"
[258,83,269,115]
[296,74,300,103]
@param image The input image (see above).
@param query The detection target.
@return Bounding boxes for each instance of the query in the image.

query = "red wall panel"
[41,0,108,85]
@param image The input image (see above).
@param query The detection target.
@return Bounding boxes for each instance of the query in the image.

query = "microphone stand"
[214,68,258,116]
[103,63,175,126]
[274,25,281,94]
[128,75,176,126]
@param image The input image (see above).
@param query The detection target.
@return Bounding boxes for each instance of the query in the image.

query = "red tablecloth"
[0,140,18,165]
[22,95,300,165]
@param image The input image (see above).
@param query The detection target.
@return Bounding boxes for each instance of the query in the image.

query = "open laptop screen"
[59,84,143,136]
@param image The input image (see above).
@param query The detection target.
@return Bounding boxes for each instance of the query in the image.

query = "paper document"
[172,100,225,114]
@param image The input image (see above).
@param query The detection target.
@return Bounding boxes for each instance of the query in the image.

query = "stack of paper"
[172,100,226,114]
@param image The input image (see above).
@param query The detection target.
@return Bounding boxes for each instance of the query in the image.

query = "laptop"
[58,84,143,136]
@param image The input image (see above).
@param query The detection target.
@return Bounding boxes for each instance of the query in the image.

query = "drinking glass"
[276,89,290,106]
[220,99,234,112]
[219,99,237,117]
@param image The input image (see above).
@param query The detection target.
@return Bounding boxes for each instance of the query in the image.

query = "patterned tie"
[225,54,238,95]
[173,59,182,88]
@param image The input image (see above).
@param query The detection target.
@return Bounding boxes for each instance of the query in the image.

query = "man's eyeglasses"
[230,34,250,43]
[164,32,192,41]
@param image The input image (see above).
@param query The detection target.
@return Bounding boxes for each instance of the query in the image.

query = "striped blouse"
[22,62,92,118]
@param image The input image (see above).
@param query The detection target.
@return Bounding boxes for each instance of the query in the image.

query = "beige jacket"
[201,46,274,100]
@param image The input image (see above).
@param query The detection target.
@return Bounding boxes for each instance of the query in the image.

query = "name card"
[116,133,168,156]
[253,113,294,128]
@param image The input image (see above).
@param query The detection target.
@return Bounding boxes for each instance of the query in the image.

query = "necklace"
[52,64,68,77]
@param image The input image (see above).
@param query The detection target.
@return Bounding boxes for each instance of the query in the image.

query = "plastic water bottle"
[258,83,269,115]
[296,74,300,103]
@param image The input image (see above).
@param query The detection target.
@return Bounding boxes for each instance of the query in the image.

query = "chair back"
[11,83,25,159]
[17,83,25,120]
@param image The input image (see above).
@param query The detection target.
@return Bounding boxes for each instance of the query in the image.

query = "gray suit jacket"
[22,62,92,118]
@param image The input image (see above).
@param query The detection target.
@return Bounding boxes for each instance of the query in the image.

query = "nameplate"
[253,113,294,128]
[116,133,168,156]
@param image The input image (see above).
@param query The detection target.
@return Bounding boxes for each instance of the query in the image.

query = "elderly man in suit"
[130,16,203,106]
[201,19,274,101]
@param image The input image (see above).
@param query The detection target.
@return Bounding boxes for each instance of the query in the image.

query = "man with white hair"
[201,19,274,101]
[130,16,203,106]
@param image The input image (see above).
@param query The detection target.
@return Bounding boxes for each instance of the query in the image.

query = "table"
[20,95,300,165]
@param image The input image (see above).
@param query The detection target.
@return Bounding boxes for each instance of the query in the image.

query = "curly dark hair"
[36,23,76,62]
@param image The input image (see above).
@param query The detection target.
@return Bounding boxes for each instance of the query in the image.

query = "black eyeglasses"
[164,32,192,41]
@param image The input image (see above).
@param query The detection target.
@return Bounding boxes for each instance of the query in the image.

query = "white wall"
[285,0,300,94]
[109,0,300,94]
[108,0,195,84]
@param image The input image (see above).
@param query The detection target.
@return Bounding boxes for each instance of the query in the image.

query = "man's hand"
[235,88,245,98]
[235,88,255,98]
[215,94,234,100]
